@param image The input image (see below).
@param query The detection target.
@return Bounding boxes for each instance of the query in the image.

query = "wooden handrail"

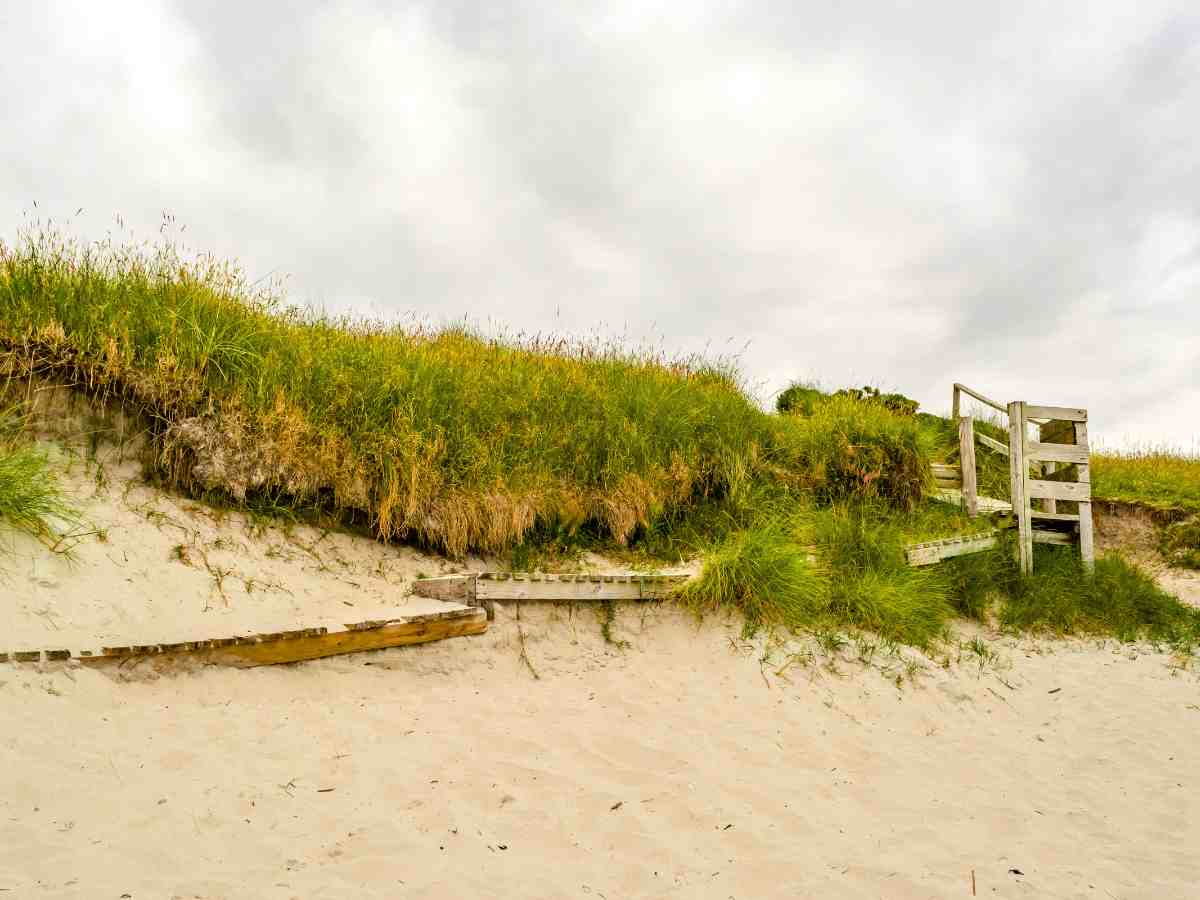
[952,383,1007,418]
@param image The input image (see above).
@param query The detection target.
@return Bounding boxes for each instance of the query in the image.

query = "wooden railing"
[947,384,1093,574]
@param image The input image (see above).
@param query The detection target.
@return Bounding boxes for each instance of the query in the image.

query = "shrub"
[775,382,825,416]
[0,408,74,548]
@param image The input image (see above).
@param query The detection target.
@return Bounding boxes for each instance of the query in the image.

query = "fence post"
[958,415,978,517]
[1008,401,1032,574]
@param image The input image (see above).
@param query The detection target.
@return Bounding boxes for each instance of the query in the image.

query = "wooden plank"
[1024,405,1087,423]
[931,463,962,478]
[202,609,486,667]
[906,532,1000,567]
[410,575,475,604]
[1009,401,1032,574]
[1026,479,1091,502]
[959,416,978,518]
[1032,530,1074,546]
[975,433,1009,456]
[1026,441,1090,465]
[1075,421,1094,570]
[1030,510,1081,523]
[476,574,687,602]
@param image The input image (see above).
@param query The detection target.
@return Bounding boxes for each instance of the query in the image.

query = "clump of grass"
[804,503,955,648]
[0,408,75,547]
[674,516,829,634]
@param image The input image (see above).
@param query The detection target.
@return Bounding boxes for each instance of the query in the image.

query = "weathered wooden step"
[906,531,1001,566]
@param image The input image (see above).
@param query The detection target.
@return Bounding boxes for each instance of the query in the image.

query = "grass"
[0,408,74,548]
[1,226,792,557]
[1091,448,1200,513]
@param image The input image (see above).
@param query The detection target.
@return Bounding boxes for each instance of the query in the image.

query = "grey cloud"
[2,0,1198,444]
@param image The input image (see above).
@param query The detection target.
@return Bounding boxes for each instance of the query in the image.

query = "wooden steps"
[1,606,487,668]
[933,487,1012,515]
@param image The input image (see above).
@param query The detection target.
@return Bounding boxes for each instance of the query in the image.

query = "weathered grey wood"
[1041,461,1058,514]
[1025,441,1090,465]
[1023,405,1087,423]
[975,433,1010,456]
[906,531,1001,567]
[475,573,687,602]
[411,574,475,603]
[931,463,962,478]
[953,383,1008,415]
[1026,479,1091,502]
[1009,401,1032,573]
[1075,420,1095,570]
[958,416,978,517]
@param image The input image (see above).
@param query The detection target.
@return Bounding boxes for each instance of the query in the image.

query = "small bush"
[832,386,919,416]
[776,382,825,416]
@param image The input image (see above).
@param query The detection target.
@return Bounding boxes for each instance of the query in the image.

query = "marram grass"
[0,409,74,547]
[0,227,790,556]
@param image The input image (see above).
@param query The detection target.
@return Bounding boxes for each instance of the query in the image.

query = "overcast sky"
[2,2,1197,447]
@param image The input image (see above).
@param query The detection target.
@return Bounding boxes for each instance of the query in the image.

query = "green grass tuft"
[674,516,828,634]
[0,410,74,548]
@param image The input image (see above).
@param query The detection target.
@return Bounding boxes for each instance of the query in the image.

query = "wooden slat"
[1030,510,1081,522]
[959,416,978,518]
[1009,401,1032,573]
[1026,441,1090,465]
[1026,479,1091,502]
[975,433,1009,456]
[931,463,961,477]
[906,532,1000,567]
[1024,405,1087,423]
[1032,530,1074,546]
[1076,421,1095,570]
[476,575,686,601]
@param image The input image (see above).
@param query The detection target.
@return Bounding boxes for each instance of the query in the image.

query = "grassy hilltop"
[1,225,1197,650]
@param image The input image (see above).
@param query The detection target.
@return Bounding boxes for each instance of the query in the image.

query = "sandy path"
[2,603,1197,899]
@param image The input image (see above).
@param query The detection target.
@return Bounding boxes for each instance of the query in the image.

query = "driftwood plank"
[1032,530,1074,546]
[475,574,687,602]
[1030,510,1081,523]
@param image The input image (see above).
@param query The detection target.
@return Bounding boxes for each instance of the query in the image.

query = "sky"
[2,1,1198,448]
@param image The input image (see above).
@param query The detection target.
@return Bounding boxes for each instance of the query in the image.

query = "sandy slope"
[1,447,1198,898]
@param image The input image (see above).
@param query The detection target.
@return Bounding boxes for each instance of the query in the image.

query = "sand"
[1,447,1198,898]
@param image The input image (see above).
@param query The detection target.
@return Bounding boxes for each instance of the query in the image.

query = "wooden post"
[958,415,978,517]
[952,385,961,421]
[1074,421,1094,571]
[1008,401,1032,574]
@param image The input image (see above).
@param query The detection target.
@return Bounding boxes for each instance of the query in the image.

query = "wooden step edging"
[412,572,690,620]
[1,607,487,668]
